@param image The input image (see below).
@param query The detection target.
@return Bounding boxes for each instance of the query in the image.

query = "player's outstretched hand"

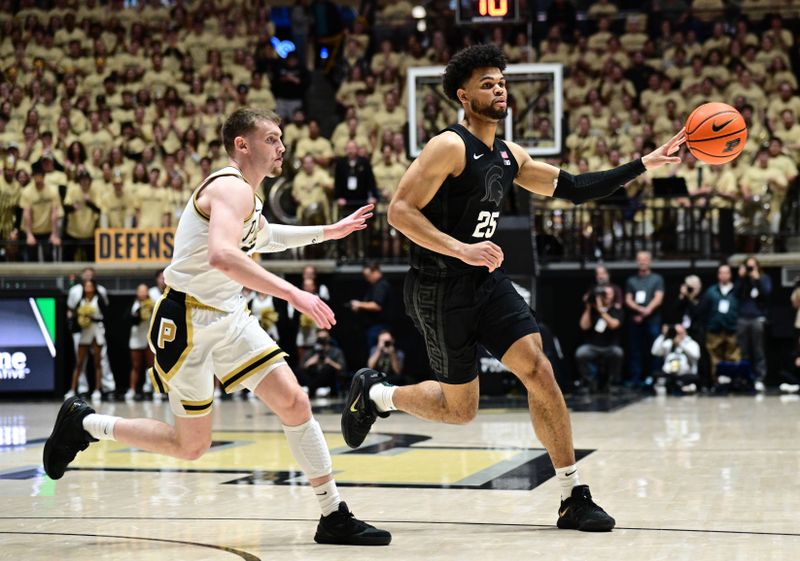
[461,241,504,272]
[642,127,686,170]
[323,204,374,241]
[290,289,336,329]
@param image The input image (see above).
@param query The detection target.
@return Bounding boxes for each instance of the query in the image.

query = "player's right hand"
[460,241,504,272]
[289,289,336,329]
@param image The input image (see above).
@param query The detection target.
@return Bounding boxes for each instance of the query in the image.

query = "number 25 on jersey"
[472,211,499,238]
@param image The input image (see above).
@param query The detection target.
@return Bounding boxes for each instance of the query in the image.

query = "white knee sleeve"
[282,418,332,479]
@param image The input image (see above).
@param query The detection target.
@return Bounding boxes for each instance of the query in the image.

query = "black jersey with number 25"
[410,123,519,275]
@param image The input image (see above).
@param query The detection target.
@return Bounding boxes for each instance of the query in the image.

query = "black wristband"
[553,158,647,205]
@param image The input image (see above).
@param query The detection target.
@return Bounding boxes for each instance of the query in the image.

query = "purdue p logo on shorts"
[158,318,177,349]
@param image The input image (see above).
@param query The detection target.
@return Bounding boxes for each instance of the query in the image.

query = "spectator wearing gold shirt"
[588,17,614,51]
[19,162,62,262]
[767,82,800,125]
[620,17,648,53]
[134,168,170,229]
[79,112,114,158]
[0,159,22,257]
[100,174,134,229]
[773,109,800,160]
[333,115,370,157]
[337,65,368,110]
[767,138,799,190]
[740,148,789,233]
[370,39,402,76]
[63,170,101,261]
[282,108,310,154]
[370,91,407,142]
[295,119,334,168]
[726,69,767,117]
[292,155,333,225]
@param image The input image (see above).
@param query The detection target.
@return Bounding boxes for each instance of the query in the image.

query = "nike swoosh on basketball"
[711,118,734,132]
[473,153,485,160]
[349,393,361,413]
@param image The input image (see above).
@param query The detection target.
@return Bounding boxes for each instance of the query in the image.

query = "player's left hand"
[323,204,374,241]
[642,128,686,170]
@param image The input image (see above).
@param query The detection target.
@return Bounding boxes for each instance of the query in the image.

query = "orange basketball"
[685,102,747,164]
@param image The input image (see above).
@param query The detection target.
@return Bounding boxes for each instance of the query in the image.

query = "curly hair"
[442,44,507,103]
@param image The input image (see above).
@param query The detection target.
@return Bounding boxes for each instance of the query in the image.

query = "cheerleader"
[248,290,280,342]
[66,279,106,399]
[126,283,155,401]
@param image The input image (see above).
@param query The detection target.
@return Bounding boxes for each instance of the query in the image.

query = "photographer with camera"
[302,328,346,398]
[584,265,623,309]
[575,286,624,392]
[367,330,408,386]
[651,323,701,394]
[735,256,772,391]
[676,274,710,385]
[700,264,740,385]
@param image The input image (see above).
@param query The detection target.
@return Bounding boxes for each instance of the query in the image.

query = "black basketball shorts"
[403,268,539,384]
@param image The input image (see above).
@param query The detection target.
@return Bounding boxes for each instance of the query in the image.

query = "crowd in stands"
[0,1,799,264]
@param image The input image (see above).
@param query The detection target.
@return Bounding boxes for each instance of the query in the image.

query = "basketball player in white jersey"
[43,108,391,546]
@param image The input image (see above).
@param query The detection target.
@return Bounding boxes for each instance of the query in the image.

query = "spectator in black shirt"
[350,262,392,352]
[575,286,624,392]
[273,52,310,119]
[735,256,772,391]
[335,140,376,257]
[335,140,377,209]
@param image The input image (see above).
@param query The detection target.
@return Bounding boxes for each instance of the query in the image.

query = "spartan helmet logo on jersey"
[481,165,505,206]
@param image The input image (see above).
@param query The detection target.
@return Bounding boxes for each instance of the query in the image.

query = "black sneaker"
[341,368,390,449]
[556,485,615,532]
[314,502,391,545]
[42,396,98,480]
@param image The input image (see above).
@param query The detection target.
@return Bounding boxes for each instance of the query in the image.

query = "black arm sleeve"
[553,158,647,205]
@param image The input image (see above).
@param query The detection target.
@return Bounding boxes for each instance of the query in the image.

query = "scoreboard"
[455,0,521,24]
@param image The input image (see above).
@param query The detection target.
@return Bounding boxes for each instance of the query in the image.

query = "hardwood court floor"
[0,394,797,560]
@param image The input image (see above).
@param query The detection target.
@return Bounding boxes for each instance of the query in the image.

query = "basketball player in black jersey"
[342,44,685,531]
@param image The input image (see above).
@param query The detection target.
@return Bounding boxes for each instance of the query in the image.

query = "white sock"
[82,413,120,441]
[369,382,397,413]
[314,479,342,516]
[555,464,581,501]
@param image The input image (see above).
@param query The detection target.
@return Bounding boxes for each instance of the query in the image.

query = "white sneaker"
[64,389,76,399]
[315,387,331,397]
[754,381,765,392]
[717,375,732,385]
[124,389,135,401]
[152,392,164,401]
[681,383,697,394]
[779,383,799,394]
[91,389,102,402]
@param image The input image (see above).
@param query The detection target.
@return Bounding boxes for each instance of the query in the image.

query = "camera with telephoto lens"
[665,325,678,341]
[593,285,607,299]
[382,340,393,351]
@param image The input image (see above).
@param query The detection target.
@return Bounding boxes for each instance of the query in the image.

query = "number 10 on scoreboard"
[456,0,520,24]
[479,0,507,16]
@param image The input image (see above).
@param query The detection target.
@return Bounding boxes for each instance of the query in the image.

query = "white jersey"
[164,166,263,312]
